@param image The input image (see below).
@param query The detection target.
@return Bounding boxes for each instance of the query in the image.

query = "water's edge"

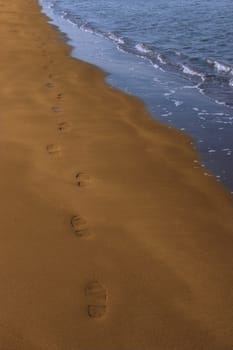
[38,0,233,193]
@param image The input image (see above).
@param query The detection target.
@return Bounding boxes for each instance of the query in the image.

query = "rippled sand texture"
[0,0,233,349]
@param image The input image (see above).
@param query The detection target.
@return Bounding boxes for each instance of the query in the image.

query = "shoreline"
[0,0,233,349]
[39,0,233,193]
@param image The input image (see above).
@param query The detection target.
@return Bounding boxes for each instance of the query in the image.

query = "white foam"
[215,99,226,106]
[213,112,225,116]
[162,112,172,117]
[157,54,166,64]
[108,33,124,45]
[198,112,209,115]
[67,19,76,26]
[164,90,175,97]
[60,11,67,18]
[47,3,54,8]
[181,64,205,80]
[80,24,94,33]
[173,100,183,107]
[183,84,200,89]
[213,60,232,73]
[135,43,151,54]
[174,50,182,56]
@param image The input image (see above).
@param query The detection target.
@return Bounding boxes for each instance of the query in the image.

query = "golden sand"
[0,0,232,349]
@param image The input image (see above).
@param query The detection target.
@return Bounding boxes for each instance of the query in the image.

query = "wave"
[208,59,232,74]
[40,0,233,108]
[80,23,95,34]
[157,54,166,65]
[215,99,227,106]
[135,43,152,54]
[67,18,77,27]
[181,64,205,80]
[107,32,125,45]
[214,61,232,74]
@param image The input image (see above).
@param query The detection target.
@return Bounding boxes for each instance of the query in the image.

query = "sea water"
[39,0,233,192]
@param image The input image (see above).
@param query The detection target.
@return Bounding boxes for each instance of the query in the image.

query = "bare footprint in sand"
[71,215,89,237]
[58,121,71,132]
[85,281,107,318]
[46,144,61,156]
[76,172,90,187]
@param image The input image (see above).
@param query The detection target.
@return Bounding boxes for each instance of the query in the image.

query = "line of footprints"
[43,64,108,319]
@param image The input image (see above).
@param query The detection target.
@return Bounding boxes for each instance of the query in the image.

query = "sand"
[0,0,233,349]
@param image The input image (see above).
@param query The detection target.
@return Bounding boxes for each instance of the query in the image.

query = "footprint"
[51,106,61,113]
[56,93,63,100]
[76,172,90,187]
[71,215,89,237]
[58,121,71,132]
[46,82,54,88]
[85,281,107,318]
[46,144,61,155]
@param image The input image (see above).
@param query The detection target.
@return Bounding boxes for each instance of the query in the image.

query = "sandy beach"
[0,0,233,349]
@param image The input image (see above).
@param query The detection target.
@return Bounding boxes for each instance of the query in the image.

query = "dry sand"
[0,0,233,349]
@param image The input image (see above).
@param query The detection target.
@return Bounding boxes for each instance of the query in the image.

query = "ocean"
[39,0,233,192]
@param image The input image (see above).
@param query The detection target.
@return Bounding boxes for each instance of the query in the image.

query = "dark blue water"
[39,0,233,192]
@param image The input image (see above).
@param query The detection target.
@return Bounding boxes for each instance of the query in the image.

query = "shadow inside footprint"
[46,82,54,88]
[51,106,60,113]
[46,144,61,155]
[58,121,71,132]
[71,215,89,237]
[76,172,90,187]
[85,281,107,318]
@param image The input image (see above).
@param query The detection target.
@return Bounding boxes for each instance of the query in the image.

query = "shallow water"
[39,0,233,192]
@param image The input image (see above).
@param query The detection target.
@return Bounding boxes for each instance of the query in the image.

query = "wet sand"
[0,0,233,349]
